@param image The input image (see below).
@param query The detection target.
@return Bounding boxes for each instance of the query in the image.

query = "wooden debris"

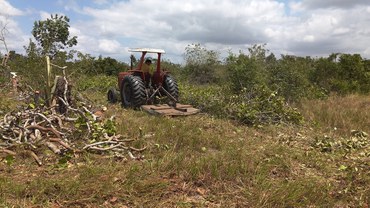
[0,148,16,156]
[0,91,147,165]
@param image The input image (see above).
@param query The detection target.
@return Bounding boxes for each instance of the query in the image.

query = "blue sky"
[1,0,370,63]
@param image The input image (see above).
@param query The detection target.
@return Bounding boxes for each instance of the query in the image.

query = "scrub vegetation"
[0,14,369,207]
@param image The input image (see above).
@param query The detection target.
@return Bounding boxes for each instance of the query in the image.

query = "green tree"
[24,39,42,59]
[183,43,221,84]
[93,56,128,76]
[130,54,137,69]
[310,54,339,92]
[335,54,367,93]
[226,44,269,92]
[268,55,316,101]
[32,14,77,58]
[74,52,96,74]
[161,59,182,79]
[311,53,369,94]
[363,60,370,93]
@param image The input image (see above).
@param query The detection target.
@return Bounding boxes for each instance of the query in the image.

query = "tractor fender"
[118,70,144,90]
[151,70,167,87]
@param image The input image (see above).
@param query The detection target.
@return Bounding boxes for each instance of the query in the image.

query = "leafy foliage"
[183,43,223,84]
[312,130,369,159]
[32,14,77,58]
[75,74,116,92]
[311,53,370,95]
[93,55,128,76]
[73,52,129,76]
[227,86,303,125]
[226,51,267,92]
[180,83,303,125]
[269,55,320,101]
[334,54,369,94]
[160,59,182,78]
[179,83,226,117]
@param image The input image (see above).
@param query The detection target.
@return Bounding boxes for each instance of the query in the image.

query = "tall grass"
[298,94,370,135]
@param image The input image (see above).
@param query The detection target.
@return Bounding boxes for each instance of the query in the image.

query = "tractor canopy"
[128,48,165,54]
[129,48,165,74]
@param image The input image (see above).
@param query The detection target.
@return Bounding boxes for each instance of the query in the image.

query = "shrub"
[268,55,326,102]
[179,82,303,126]
[74,74,116,93]
[179,83,227,117]
[226,45,269,92]
[227,85,303,125]
[183,43,222,84]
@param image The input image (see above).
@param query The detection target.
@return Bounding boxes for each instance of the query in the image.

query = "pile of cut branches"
[0,93,146,166]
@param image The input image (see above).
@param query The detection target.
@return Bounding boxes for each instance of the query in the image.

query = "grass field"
[0,91,369,207]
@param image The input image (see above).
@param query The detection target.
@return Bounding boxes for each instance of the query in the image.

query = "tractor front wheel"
[121,75,146,108]
[107,87,119,103]
[163,75,179,101]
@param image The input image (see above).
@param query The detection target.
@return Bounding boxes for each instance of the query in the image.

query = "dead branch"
[57,97,92,136]
[49,138,73,150]
[82,141,120,150]
[46,141,61,154]
[0,84,148,165]
[87,144,122,151]
[0,21,9,52]
[26,125,62,139]
[127,151,136,159]
[129,146,147,152]
[0,148,16,155]
[25,150,42,166]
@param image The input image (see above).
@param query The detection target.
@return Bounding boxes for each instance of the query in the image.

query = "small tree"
[268,55,315,102]
[32,14,77,58]
[0,19,9,54]
[0,17,10,69]
[183,43,221,84]
[0,17,11,85]
[226,44,269,92]
[336,54,367,94]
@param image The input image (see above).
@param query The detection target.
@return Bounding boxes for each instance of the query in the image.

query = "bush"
[179,83,227,117]
[179,82,303,126]
[268,55,318,102]
[74,74,116,92]
[182,43,222,84]
[227,86,303,125]
[226,45,269,92]
[311,53,370,95]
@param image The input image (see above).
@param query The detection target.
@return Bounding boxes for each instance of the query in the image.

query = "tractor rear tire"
[121,75,146,108]
[107,87,118,103]
[163,75,179,101]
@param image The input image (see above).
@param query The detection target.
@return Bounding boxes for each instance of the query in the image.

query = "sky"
[1,0,370,63]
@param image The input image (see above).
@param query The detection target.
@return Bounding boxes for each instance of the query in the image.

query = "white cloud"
[303,35,315,42]
[92,0,110,5]
[299,0,369,9]
[0,1,26,53]
[0,0,23,16]
[98,39,121,53]
[67,0,370,60]
[39,11,51,20]
[2,0,370,61]
[74,0,291,60]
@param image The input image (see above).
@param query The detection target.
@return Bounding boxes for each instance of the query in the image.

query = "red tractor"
[107,48,179,108]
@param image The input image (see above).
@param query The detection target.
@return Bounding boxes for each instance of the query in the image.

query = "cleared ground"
[0,94,369,207]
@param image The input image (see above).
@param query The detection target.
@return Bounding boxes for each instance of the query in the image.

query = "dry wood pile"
[0,88,146,166]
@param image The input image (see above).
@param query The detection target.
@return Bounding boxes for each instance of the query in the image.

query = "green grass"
[0,94,369,207]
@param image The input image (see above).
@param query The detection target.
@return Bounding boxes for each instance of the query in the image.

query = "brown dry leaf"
[196,187,207,196]
[109,196,118,203]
